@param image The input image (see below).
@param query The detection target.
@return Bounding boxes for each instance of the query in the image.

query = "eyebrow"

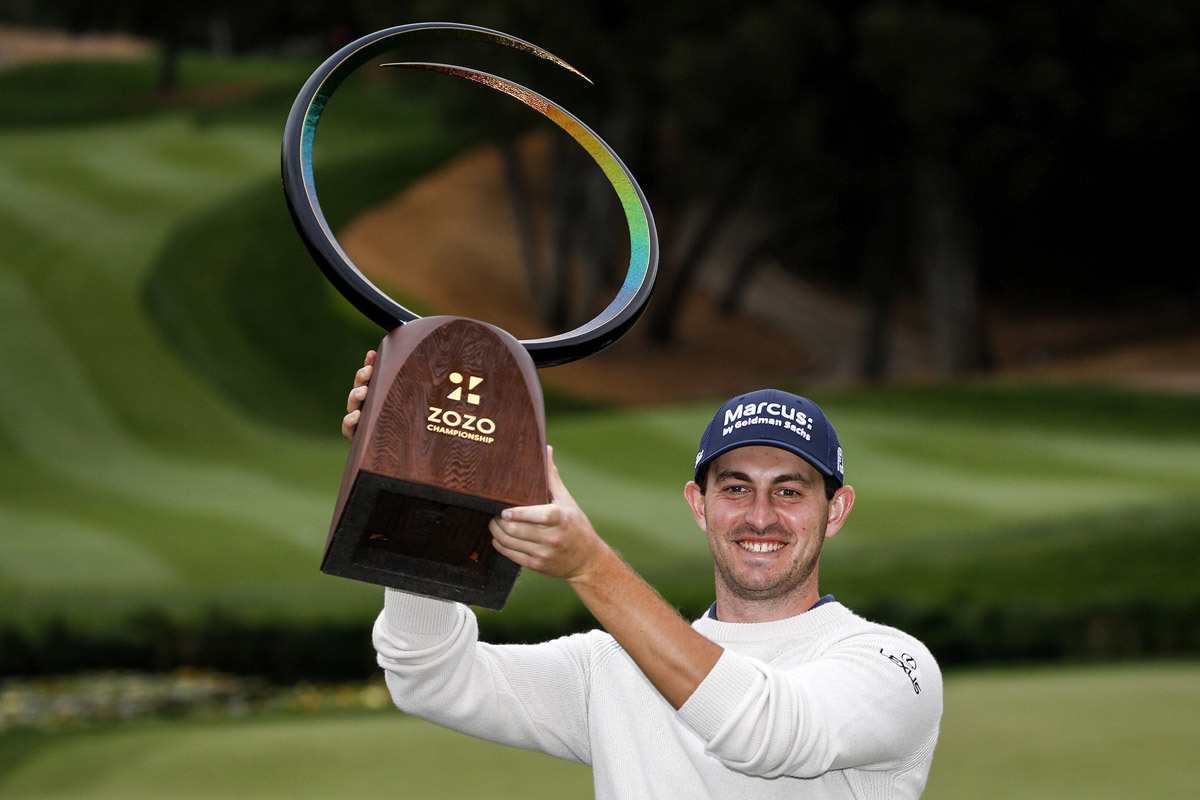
[714,469,815,486]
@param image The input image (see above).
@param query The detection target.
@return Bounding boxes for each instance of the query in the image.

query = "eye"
[777,487,803,499]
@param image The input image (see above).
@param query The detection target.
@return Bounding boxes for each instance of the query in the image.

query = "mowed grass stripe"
[0,271,332,554]
[845,410,1200,488]
[823,501,1200,612]
[0,506,178,589]
[828,408,1200,539]
[0,120,258,265]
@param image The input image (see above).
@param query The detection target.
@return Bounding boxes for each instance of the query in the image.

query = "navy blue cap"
[693,389,844,486]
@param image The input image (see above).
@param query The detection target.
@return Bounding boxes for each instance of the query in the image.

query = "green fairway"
[924,661,1200,799]
[0,713,593,799]
[1,662,1196,799]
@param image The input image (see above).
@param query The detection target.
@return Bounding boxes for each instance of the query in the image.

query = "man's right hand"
[341,350,376,440]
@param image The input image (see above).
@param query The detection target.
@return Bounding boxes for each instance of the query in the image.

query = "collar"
[706,593,835,621]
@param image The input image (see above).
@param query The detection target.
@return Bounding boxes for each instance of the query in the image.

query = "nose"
[745,490,778,531]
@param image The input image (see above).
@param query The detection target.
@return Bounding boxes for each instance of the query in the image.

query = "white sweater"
[374,590,942,799]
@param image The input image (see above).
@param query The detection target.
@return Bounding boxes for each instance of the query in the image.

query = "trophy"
[281,23,658,609]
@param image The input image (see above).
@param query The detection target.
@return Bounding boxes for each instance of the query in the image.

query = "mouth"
[736,540,786,553]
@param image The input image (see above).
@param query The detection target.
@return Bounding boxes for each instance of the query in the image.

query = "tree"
[852,3,996,374]
[38,0,1195,369]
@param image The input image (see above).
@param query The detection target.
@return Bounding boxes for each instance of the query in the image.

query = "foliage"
[0,55,307,127]
[10,2,1197,367]
[0,670,393,733]
[7,2,1200,301]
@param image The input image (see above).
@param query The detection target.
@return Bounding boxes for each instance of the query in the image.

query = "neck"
[713,575,822,623]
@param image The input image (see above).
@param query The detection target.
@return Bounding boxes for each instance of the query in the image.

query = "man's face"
[685,446,853,617]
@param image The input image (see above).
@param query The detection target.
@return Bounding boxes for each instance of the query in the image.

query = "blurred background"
[0,1,1197,797]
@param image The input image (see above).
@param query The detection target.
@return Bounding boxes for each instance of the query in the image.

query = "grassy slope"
[1,55,1198,646]
[0,56,452,628]
[0,662,1196,799]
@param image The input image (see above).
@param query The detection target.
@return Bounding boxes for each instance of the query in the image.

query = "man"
[344,352,942,798]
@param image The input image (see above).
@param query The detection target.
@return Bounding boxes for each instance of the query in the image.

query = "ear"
[684,481,708,532]
[823,485,855,539]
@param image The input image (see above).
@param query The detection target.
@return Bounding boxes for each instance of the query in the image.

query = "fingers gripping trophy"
[281,23,658,609]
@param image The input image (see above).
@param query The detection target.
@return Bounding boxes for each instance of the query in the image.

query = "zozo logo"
[447,372,483,404]
[426,370,496,438]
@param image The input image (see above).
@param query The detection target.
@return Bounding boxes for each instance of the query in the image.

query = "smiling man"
[351,368,943,799]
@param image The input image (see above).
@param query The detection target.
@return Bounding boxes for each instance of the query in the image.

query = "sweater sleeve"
[372,588,594,765]
[676,629,942,779]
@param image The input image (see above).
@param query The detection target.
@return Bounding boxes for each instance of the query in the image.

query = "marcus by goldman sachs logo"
[722,400,813,441]
[427,372,496,444]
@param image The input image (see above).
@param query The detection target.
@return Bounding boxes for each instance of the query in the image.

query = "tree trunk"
[912,152,990,373]
[856,175,905,381]
[858,223,898,381]
[648,156,756,343]
[718,218,795,316]
[581,162,617,316]
[157,34,180,93]
[209,15,233,56]
[499,137,547,317]
[547,136,583,329]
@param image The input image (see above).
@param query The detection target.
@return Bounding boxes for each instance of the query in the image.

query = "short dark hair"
[695,463,839,501]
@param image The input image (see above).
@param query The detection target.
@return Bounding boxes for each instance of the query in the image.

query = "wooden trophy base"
[323,316,549,609]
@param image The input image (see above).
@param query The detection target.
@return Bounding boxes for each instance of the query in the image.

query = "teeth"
[738,541,784,553]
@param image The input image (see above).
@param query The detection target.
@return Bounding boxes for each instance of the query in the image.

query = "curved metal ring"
[281,22,658,368]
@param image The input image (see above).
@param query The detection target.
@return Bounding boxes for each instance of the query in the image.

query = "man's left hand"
[489,448,611,582]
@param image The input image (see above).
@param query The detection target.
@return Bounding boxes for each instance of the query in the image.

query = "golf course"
[1,45,1198,798]
[2,663,1195,798]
